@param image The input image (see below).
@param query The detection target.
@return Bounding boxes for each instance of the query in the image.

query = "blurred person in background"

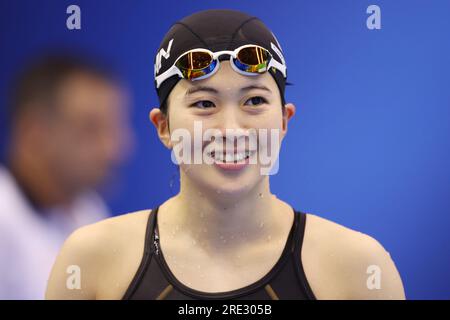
[0,53,133,299]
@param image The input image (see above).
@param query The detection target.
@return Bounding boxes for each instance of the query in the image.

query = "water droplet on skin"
[197,264,201,269]
[258,193,263,198]
[259,221,265,228]
[222,239,227,243]
[192,239,197,245]
[266,235,272,241]
[175,225,180,231]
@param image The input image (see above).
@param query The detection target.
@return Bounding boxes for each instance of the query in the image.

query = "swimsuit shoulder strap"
[121,206,159,299]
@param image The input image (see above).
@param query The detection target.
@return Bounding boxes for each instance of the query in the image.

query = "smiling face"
[151,60,295,199]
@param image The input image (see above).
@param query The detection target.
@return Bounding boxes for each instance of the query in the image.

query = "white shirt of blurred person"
[0,55,132,299]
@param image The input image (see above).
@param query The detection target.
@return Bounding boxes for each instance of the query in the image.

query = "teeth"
[209,150,254,163]
[225,153,234,162]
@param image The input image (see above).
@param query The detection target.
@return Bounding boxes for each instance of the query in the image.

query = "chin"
[183,162,263,199]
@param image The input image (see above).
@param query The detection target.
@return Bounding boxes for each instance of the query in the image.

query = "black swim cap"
[154,9,288,110]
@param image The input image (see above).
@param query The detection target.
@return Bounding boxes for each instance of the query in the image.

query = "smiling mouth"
[207,150,256,163]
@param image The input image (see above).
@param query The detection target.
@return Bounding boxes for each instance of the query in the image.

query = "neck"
[161,168,289,254]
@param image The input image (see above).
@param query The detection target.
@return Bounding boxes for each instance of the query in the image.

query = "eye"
[245,96,268,106]
[190,100,216,109]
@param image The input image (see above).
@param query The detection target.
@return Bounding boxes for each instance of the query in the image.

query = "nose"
[215,103,246,133]
[211,104,254,150]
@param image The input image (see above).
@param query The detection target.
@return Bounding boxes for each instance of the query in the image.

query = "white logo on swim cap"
[155,38,174,76]
[270,41,286,67]
[270,31,286,66]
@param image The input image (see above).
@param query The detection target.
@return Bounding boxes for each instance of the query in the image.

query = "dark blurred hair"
[9,52,120,122]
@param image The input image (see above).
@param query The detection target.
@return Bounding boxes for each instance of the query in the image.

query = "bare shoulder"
[301,213,405,300]
[79,208,151,242]
[60,208,151,260]
[46,209,152,300]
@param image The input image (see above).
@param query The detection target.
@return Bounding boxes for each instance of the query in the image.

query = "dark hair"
[8,52,119,122]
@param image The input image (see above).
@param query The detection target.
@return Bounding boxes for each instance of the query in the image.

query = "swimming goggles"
[155,44,287,89]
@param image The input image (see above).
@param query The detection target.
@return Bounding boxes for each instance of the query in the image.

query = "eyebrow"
[184,84,272,97]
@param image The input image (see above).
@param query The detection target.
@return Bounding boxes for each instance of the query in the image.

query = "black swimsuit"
[122,206,316,300]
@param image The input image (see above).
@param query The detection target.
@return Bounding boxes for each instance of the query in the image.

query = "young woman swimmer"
[46,9,405,300]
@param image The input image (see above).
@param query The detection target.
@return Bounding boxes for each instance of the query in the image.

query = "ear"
[281,102,296,137]
[149,107,172,149]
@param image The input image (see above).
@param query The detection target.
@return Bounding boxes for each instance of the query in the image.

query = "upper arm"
[343,234,406,300]
[302,214,405,300]
[45,224,107,300]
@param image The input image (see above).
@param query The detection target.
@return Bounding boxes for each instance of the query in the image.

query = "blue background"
[1,0,449,299]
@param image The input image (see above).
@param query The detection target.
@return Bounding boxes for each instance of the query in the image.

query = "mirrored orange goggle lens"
[236,46,270,66]
[176,51,213,70]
